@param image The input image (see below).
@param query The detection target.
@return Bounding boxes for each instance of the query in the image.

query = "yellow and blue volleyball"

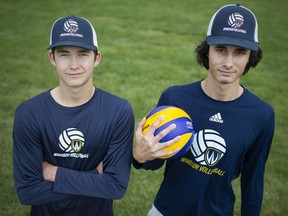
[142,105,195,159]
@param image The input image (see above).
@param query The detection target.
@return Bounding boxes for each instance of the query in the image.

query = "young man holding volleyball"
[13,16,134,216]
[133,4,274,216]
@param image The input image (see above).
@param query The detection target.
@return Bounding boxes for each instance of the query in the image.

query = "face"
[207,45,250,85]
[49,46,101,89]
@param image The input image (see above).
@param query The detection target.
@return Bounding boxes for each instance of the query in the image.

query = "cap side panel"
[82,17,98,49]
[49,17,63,47]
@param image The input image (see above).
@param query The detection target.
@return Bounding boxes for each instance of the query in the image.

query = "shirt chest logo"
[53,128,89,159]
[190,129,226,166]
[209,112,223,123]
[59,128,85,153]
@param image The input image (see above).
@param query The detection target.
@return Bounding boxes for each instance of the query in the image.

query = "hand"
[96,161,103,174]
[42,161,58,182]
[133,115,181,164]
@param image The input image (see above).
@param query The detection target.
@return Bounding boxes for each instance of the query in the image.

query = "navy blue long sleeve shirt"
[13,88,135,216]
[133,81,274,216]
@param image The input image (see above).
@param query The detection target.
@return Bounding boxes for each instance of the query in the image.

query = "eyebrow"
[56,49,69,53]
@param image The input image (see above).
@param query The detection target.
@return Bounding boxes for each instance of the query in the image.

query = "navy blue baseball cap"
[207,4,259,51]
[48,16,98,51]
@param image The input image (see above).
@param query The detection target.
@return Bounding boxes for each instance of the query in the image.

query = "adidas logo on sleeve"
[209,113,223,123]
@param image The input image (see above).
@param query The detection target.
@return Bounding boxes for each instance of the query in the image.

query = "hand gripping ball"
[142,105,195,159]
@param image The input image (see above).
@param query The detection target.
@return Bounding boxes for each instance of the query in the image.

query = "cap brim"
[47,41,97,51]
[207,36,258,51]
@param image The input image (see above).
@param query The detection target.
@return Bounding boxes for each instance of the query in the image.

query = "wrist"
[133,150,146,164]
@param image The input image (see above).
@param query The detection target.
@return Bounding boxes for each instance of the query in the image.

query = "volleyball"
[142,105,194,159]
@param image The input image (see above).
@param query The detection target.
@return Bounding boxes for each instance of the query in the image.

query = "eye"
[236,50,246,55]
[58,52,69,57]
[216,47,226,53]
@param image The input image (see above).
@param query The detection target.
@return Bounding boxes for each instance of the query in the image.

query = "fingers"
[158,148,181,159]
[154,122,176,141]
[147,115,165,137]
[160,135,181,149]
[139,116,146,128]
[144,140,181,160]
[133,115,180,163]
[136,115,173,145]
[136,117,146,135]
[152,135,181,155]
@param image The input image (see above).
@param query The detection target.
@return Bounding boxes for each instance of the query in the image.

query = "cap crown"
[207,4,258,51]
[48,16,98,51]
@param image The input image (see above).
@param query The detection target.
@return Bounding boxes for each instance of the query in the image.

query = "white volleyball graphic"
[63,19,79,33]
[228,13,244,29]
[58,128,85,153]
[190,129,226,166]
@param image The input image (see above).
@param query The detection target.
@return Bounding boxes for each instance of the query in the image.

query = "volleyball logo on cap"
[228,13,244,28]
[142,106,195,159]
[63,19,79,33]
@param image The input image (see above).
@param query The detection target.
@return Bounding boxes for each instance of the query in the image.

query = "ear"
[94,52,101,67]
[48,50,56,66]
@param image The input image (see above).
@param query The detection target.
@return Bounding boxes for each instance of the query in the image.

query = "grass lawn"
[0,0,287,215]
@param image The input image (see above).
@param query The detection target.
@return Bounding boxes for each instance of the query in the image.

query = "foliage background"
[0,0,287,215]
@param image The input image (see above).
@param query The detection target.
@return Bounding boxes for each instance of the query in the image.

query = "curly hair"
[195,37,263,75]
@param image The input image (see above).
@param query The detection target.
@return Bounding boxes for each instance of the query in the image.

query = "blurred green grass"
[0,0,287,215]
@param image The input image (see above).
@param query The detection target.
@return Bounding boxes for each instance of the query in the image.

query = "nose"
[69,56,80,69]
[223,53,234,69]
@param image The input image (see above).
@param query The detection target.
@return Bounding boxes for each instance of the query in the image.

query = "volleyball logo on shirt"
[58,128,85,153]
[190,129,226,166]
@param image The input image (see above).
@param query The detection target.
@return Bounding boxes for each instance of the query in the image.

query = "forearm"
[13,145,71,205]
[14,164,70,205]
[53,166,129,199]
[42,161,103,182]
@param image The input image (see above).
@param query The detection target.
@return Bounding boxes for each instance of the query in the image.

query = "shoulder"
[94,88,134,113]
[162,81,200,95]
[244,89,274,114]
[15,91,50,115]
[241,89,275,125]
[14,91,51,128]
[159,82,201,104]
[96,88,131,106]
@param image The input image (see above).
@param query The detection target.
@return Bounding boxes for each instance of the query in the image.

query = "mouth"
[219,69,234,76]
[65,72,84,77]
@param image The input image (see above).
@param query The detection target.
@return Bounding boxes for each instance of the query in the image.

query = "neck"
[201,79,243,101]
[51,85,95,107]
